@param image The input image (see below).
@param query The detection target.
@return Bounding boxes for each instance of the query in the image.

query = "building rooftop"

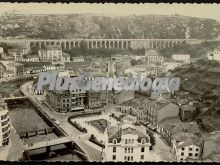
[206,131,220,144]
[62,52,70,57]
[159,116,201,136]
[41,45,62,50]
[107,124,150,143]
[174,132,202,149]
[7,61,24,67]
[180,105,197,111]
[145,49,159,56]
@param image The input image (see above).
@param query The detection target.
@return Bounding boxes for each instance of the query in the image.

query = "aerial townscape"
[0,3,220,163]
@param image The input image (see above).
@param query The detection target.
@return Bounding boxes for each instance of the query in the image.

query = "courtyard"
[88,119,109,134]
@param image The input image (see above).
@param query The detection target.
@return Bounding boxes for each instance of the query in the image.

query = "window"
[141,138,146,144]
[196,148,199,152]
[113,147,116,153]
[189,148,192,151]
[141,155,144,160]
[128,148,130,153]
[125,148,127,153]
[112,155,116,160]
[189,153,193,156]
[181,152,184,156]
[113,139,117,144]
[131,156,133,161]
[195,153,198,157]
[128,156,130,161]
[125,139,127,144]
[181,148,185,150]
[124,156,127,161]
[141,147,145,152]
[131,148,133,153]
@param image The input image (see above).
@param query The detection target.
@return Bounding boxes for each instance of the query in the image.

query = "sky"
[1,3,220,21]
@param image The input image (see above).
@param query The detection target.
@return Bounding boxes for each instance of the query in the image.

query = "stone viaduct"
[0,38,206,50]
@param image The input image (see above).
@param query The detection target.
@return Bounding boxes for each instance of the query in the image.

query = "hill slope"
[0,14,220,39]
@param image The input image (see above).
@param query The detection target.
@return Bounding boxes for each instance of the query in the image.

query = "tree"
[146,129,155,149]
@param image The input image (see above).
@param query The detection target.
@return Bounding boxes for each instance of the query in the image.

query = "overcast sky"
[1,3,220,21]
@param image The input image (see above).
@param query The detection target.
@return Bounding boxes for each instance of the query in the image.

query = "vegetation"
[159,41,220,58]
[89,134,105,148]
[1,14,220,39]
[146,129,155,150]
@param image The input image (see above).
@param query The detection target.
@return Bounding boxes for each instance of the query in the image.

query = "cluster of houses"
[115,90,220,162]
[0,45,85,79]
[119,50,191,79]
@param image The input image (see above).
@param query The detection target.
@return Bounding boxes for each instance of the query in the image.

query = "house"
[0,63,5,79]
[137,97,179,130]
[157,116,201,145]
[111,54,122,61]
[124,66,147,79]
[23,54,39,62]
[213,49,220,61]
[163,62,183,72]
[172,132,202,161]
[105,123,151,162]
[172,54,190,63]
[116,98,143,116]
[2,61,24,77]
[180,105,198,122]
[206,51,214,61]
[73,56,84,62]
[202,131,220,159]
[145,49,164,65]
[0,99,10,147]
[145,64,166,77]
[62,52,71,62]
[38,45,63,63]
[85,91,108,109]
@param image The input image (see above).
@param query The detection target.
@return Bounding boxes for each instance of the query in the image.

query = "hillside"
[0,14,220,39]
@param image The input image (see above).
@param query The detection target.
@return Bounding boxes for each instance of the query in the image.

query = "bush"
[68,119,87,133]
[146,129,155,149]
[89,134,105,148]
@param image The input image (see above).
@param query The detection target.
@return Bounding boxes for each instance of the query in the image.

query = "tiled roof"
[174,132,202,149]
[159,116,200,136]
[107,124,150,143]
[206,132,220,143]
[62,52,70,57]
[180,105,197,111]
[44,45,62,50]
[7,61,24,67]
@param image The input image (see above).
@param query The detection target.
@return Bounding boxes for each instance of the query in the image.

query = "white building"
[105,123,151,162]
[172,54,190,63]
[145,49,164,65]
[0,47,3,54]
[0,99,10,147]
[213,49,220,61]
[124,66,147,79]
[62,52,71,62]
[206,51,214,61]
[172,132,202,162]
[73,56,84,62]
[38,45,63,63]
[163,62,183,72]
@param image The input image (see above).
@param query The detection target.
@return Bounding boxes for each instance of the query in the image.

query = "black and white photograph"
[0,3,219,162]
